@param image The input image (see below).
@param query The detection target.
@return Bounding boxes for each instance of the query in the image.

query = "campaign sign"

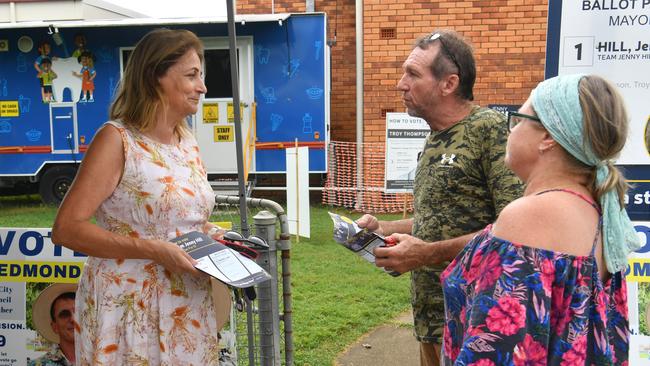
[622,165,650,221]
[0,228,85,366]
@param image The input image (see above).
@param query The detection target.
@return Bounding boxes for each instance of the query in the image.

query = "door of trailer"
[194,36,254,174]
[49,102,78,154]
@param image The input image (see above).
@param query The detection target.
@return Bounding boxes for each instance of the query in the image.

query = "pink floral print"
[486,296,526,336]
[441,225,629,366]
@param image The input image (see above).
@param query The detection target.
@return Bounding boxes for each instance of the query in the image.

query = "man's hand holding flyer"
[328,212,401,277]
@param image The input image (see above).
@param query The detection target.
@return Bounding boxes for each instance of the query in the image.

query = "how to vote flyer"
[172,231,271,288]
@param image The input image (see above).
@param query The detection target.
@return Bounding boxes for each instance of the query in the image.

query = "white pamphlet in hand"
[172,231,272,288]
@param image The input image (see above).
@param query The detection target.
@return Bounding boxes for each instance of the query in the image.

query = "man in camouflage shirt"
[358,30,522,366]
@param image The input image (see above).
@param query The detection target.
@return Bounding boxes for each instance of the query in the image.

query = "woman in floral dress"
[441,74,638,365]
[52,29,224,365]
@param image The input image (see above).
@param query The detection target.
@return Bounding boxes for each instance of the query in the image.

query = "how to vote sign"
[384,113,430,193]
[0,228,85,365]
[547,0,650,164]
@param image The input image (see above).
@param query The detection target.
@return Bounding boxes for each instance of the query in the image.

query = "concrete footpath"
[334,311,419,366]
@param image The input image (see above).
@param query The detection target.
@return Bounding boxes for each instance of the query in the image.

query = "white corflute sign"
[286,146,310,238]
[384,113,430,193]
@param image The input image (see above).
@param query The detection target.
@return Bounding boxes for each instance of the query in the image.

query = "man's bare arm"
[374,231,478,273]
[377,218,413,236]
[356,214,413,236]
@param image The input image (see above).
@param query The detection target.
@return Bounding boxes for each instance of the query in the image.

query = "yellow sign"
[626,258,650,282]
[0,101,19,117]
[203,103,219,123]
[0,260,84,283]
[214,125,233,142]
[227,102,245,123]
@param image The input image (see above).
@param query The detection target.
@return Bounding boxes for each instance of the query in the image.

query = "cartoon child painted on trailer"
[37,58,57,103]
[34,41,52,74]
[34,41,55,102]
[71,33,87,59]
[73,51,96,102]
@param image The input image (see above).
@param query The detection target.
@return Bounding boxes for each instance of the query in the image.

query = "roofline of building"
[0,13,295,29]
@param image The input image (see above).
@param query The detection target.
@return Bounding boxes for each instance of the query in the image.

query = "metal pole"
[216,195,293,365]
[355,0,364,211]
[254,211,282,365]
[244,296,256,366]
[294,140,300,243]
[225,0,250,237]
[278,232,293,366]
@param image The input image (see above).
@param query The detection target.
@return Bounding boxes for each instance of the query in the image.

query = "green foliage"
[1,195,412,365]
[639,283,650,334]
[26,282,50,330]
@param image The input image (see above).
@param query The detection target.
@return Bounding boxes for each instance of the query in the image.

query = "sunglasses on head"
[429,32,462,76]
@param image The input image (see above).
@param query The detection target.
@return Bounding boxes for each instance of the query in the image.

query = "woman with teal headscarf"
[440,74,637,365]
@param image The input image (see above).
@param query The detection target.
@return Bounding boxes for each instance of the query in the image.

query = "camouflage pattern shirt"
[411,105,523,343]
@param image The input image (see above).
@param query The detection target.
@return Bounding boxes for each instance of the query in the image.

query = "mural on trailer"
[0,25,116,178]
[32,34,96,104]
[0,14,328,182]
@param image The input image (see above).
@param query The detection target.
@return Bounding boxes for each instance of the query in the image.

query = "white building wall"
[0,0,128,24]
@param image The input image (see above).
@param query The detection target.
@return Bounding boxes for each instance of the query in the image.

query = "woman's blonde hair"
[572,75,629,206]
[109,28,204,138]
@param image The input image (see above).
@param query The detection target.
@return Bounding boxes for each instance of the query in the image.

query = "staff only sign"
[0,228,85,365]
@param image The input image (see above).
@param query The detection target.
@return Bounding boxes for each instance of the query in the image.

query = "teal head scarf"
[531,74,640,273]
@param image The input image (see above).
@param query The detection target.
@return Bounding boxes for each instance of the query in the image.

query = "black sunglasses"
[216,238,259,260]
[507,111,542,131]
[216,230,272,260]
[56,309,73,320]
[222,231,269,250]
[429,33,461,77]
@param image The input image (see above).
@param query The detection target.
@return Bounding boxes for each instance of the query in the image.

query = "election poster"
[0,228,85,366]
[384,113,430,193]
[547,3,650,358]
[547,0,650,164]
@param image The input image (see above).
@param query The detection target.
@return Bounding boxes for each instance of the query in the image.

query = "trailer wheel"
[39,166,77,205]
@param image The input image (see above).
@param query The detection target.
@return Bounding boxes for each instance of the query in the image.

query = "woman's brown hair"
[577,75,629,207]
[109,28,204,138]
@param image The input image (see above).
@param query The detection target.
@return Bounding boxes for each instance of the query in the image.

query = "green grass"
[0,195,412,365]
[287,207,409,365]
[0,195,58,226]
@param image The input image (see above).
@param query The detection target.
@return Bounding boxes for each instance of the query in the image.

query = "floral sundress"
[441,189,629,366]
[75,121,219,365]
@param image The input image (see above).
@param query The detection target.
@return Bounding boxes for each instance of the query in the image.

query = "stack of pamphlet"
[172,231,271,288]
